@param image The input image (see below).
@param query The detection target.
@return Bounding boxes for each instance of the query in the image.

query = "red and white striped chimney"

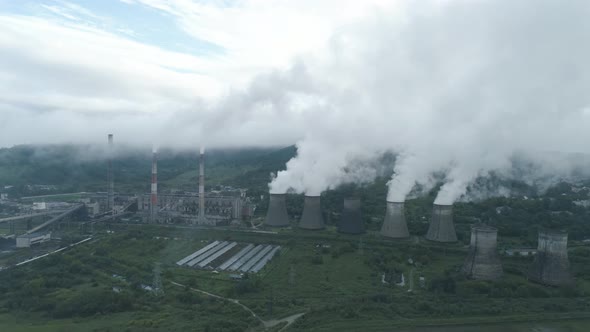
[198,146,205,222]
[107,134,114,215]
[150,145,158,223]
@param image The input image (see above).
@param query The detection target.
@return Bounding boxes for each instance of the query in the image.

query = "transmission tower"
[153,262,164,296]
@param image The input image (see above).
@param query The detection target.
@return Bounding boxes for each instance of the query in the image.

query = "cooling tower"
[338,198,364,234]
[264,193,290,227]
[299,195,325,230]
[425,204,457,242]
[462,225,503,280]
[380,201,409,238]
[528,230,573,286]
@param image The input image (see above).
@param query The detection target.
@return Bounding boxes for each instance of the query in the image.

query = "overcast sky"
[3,1,590,201]
[0,0,394,147]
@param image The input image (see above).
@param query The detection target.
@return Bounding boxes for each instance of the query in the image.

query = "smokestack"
[150,145,158,224]
[338,198,364,234]
[107,134,114,215]
[462,225,503,280]
[198,146,205,223]
[299,195,325,230]
[264,193,290,227]
[380,201,409,238]
[425,204,457,242]
[528,230,573,286]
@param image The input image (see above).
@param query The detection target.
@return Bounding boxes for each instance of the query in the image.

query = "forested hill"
[0,144,297,196]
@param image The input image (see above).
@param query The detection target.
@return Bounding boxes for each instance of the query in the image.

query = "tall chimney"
[107,134,114,215]
[338,198,364,234]
[426,204,457,242]
[265,193,290,227]
[299,195,325,230]
[381,201,409,238]
[462,225,503,280]
[150,145,158,223]
[198,146,205,223]
[528,230,573,286]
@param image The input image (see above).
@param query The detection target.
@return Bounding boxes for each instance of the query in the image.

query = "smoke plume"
[270,0,590,200]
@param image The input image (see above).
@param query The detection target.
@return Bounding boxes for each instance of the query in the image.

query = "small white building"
[16,232,51,248]
[505,248,537,257]
[32,202,47,210]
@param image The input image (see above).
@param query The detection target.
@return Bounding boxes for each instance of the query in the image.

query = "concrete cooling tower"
[299,195,325,230]
[264,193,290,227]
[425,204,457,242]
[380,201,409,238]
[528,230,573,286]
[462,225,503,280]
[338,198,364,234]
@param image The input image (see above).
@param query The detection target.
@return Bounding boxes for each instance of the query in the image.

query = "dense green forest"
[0,144,297,196]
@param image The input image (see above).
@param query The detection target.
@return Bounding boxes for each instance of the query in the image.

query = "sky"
[2,0,590,203]
[0,0,394,147]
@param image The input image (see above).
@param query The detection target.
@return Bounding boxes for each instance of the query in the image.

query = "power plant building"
[462,225,503,280]
[528,230,573,286]
[299,195,325,230]
[380,201,409,238]
[426,204,457,242]
[264,193,290,227]
[138,193,243,224]
[338,198,364,234]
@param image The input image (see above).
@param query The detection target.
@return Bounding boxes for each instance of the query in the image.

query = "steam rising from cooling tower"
[150,145,158,224]
[265,193,290,227]
[107,134,114,215]
[528,231,573,286]
[426,204,457,242]
[338,198,364,234]
[299,195,325,230]
[381,201,409,239]
[462,225,503,280]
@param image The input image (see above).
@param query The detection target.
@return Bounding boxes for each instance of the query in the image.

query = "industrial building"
[16,232,51,248]
[137,193,244,224]
[528,230,573,286]
[299,195,325,230]
[380,201,409,238]
[265,193,290,227]
[462,225,503,280]
[338,198,364,234]
[425,204,457,242]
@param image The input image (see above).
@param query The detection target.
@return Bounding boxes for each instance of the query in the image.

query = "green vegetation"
[2,145,590,330]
